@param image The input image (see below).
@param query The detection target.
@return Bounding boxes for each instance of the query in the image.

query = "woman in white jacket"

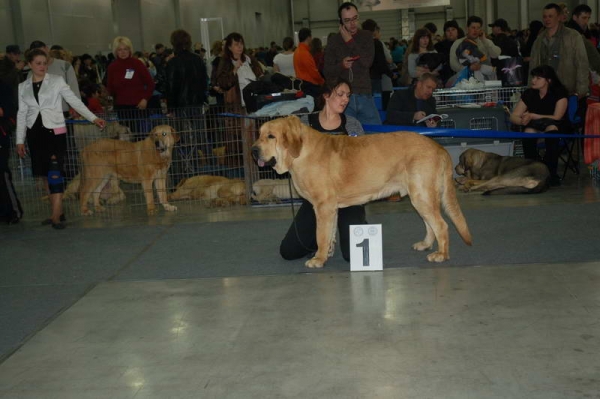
[16,48,105,229]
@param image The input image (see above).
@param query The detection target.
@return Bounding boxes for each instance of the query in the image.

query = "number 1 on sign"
[356,239,370,266]
[349,224,383,271]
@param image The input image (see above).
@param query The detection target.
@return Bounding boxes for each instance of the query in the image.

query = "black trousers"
[280,200,367,262]
[522,136,560,176]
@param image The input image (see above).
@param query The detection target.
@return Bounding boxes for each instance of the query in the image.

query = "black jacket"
[384,85,437,126]
[165,50,208,108]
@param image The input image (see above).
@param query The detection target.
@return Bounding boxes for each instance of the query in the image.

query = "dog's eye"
[267,134,275,139]
[162,132,167,136]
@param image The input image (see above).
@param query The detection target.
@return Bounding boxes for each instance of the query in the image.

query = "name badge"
[125,69,135,79]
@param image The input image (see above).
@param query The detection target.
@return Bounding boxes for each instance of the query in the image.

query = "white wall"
[1,0,292,55]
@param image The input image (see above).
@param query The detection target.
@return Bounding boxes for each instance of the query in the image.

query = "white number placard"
[349,224,383,271]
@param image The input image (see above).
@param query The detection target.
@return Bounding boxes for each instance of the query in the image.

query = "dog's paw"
[147,207,158,215]
[305,257,325,268]
[94,205,106,213]
[81,209,93,216]
[455,176,468,185]
[458,185,471,193]
[412,241,433,251]
[427,251,449,262]
[163,204,177,212]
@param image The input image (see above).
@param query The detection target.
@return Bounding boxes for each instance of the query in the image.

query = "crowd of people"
[0,1,598,231]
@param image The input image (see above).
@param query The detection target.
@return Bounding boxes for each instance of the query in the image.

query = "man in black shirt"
[489,19,520,58]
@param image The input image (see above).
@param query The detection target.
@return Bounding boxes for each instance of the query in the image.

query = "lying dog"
[252,116,472,268]
[60,173,125,204]
[251,178,301,204]
[79,125,179,215]
[455,148,550,195]
[168,175,247,207]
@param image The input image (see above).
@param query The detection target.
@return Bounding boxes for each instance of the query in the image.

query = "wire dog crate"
[7,105,254,221]
[433,86,527,110]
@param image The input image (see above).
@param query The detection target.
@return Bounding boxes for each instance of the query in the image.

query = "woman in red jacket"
[107,36,155,133]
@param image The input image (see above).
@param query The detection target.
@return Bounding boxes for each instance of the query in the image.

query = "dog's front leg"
[154,173,177,212]
[305,203,337,268]
[142,179,157,215]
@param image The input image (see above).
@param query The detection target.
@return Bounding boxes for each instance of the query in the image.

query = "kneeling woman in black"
[510,65,570,186]
[280,78,367,262]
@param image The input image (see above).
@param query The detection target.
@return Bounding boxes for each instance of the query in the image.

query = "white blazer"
[16,73,98,145]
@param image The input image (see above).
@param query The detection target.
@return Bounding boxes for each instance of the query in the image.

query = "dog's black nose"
[251,146,260,161]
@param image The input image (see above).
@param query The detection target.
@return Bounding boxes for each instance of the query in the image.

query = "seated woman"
[510,65,570,186]
[280,78,367,262]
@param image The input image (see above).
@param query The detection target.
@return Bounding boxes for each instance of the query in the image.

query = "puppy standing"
[252,116,472,268]
[79,125,179,215]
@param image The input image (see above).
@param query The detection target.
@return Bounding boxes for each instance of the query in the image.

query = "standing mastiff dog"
[252,116,472,268]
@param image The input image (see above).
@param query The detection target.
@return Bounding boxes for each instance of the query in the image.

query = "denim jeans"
[345,93,382,125]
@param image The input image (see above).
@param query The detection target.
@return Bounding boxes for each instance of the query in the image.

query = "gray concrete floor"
[1,175,600,399]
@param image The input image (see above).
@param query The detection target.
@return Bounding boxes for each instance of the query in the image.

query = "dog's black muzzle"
[251,146,276,168]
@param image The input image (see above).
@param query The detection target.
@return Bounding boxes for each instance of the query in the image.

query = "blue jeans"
[345,94,382,125]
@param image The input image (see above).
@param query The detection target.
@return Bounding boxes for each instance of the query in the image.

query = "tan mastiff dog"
[79,125,179,216]
[251,116,472,268]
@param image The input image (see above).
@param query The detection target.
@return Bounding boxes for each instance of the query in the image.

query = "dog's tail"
[441,156,472,246]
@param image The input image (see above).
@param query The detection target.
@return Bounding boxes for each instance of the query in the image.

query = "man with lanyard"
[529,3,589,101]
[323,2,381,125]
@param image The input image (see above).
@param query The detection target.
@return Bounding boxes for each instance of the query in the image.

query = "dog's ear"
[281,117,303,158]
[169,127,180,143]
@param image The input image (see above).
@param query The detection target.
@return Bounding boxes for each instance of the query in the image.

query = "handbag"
[497,57,525,87]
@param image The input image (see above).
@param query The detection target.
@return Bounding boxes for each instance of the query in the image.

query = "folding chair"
[559,95,582,178]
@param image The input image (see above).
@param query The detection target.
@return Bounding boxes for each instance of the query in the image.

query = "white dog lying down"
[168,175,247,207]
[251,179,301,203]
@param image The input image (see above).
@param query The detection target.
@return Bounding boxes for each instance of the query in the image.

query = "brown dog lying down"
[251,178,301,204]
[455,148,550,195]
[168,175,247,207]
[79,125,179,215]
[57,173,125,204]
[251,116,472,268]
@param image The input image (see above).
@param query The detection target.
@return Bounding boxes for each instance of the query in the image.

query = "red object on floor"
[584,103,600,164]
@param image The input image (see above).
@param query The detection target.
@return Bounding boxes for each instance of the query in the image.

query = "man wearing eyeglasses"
[324,2,381,125]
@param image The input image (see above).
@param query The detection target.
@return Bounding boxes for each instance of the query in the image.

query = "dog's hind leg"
[92,175,111,212]
[409,187,450,262]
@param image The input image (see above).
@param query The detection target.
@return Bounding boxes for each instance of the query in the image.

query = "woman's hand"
[16,144,26,158]
[93,118,106,130]
[137,99,148,110]
[521,112,533,125]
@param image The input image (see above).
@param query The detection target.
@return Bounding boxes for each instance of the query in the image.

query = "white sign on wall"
[354,0,450,12]
[349,224,383,271]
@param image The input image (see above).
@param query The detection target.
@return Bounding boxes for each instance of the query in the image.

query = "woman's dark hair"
[82,83,100,98]
[223,32,246,62]
[310,38,323,55]
[25,48,47,63]
[282,37,294,51]
[170,29,192,52]
[409,28,433,53]
[530,65,567,95]
[315,77,352,111]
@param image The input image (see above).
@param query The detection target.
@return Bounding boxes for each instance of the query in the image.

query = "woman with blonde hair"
[107,36,155,115]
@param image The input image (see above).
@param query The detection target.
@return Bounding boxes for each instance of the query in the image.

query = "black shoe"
[549,175,562,187]
[41,214,66,226]
[51,221,66,230]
